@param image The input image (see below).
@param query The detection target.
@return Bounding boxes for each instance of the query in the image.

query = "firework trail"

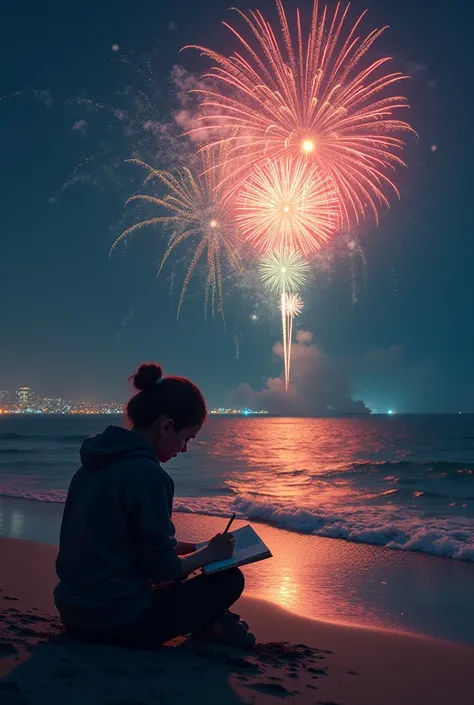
[184,0,414,225]
[111,147,243,318]
[260,250,309,389]
[236,157,340,254]
[280,293,304,388]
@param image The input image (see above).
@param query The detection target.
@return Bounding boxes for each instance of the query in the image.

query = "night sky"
[1,0,473,412]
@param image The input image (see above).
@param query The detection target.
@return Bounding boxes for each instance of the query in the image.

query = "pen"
[224,512,236,533]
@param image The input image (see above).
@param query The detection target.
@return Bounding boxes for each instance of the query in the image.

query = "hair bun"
[132,363,163,392]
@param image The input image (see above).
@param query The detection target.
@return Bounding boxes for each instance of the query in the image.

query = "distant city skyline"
[0,386,122,415]
[0,387,268,416]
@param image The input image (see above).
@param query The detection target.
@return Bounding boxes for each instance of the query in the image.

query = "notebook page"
[195,525,263,551]
[202,525,270,573]
[232,525,263,551]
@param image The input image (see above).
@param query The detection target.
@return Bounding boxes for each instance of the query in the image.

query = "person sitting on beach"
[54,362,253,649]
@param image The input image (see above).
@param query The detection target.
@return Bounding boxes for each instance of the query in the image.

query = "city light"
[209,408,268,416]
[0,388,123,415]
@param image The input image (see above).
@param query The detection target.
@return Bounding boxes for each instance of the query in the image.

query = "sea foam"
[174,495,474,562]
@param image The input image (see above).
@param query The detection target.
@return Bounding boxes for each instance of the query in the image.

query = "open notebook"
[199,525,272,575]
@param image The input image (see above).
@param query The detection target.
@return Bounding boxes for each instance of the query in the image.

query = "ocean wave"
[319,460,474,485]
[1,486,473,561]
[370,487,467,500]
[0,487,67,503]
[0,433,88,443]
[174,495,474,562]
[0,433,28,441]
[340,459,473,473]
[0,448,35,455]
[1,480,473,562]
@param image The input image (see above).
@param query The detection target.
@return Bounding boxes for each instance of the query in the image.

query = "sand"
[1,536,473,705]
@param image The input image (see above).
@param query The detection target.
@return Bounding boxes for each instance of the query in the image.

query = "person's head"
[126,363,207,463]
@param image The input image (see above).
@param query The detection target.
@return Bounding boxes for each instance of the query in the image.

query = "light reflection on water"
[176,415,472,509]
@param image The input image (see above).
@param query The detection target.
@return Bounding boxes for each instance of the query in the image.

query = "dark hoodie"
[54,425,182,631]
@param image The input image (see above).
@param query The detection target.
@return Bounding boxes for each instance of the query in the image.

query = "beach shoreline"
[1,535,473,705]
[1,494,474,646]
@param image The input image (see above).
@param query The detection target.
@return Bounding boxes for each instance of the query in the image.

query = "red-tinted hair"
[126,363,207,431]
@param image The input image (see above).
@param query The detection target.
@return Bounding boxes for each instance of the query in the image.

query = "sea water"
[1,414,473,561]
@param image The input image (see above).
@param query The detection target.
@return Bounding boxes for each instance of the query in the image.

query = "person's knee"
[206,567,245,606]
[225,567,245,603]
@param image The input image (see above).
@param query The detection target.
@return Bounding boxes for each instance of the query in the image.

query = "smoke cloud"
[227,331,371,415]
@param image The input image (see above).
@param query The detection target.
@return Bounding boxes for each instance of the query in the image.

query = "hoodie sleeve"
[122,464,182,583]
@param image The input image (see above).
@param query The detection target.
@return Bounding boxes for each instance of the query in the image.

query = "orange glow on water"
[220,417,367,504]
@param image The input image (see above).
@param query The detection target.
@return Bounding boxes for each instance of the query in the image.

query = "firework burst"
[236,157,340,254]
[184,0,414,225]
[259,248,310,294]
[111,149,242,318]
[282,292,304,318]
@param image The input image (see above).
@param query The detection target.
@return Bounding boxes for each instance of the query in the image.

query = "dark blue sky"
[1,0,473,412]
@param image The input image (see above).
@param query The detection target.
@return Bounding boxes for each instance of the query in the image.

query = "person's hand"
[205,533,235,563]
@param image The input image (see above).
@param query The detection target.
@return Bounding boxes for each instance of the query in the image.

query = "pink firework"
[184,0,415,225]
